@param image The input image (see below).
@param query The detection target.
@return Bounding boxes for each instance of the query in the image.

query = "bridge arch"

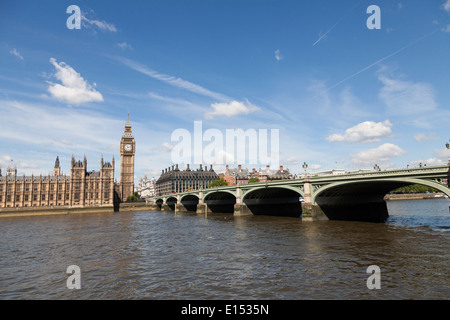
[242,186,304,217]
[203,189,236,199]
[180,194,200,212]
[165,196,177,210]
[311,178,450,222]
[155,198,164,209]
[204,191,236,213]
[242,185,304,199]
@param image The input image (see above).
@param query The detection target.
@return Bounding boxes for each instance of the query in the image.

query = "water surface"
[0,199,449,299]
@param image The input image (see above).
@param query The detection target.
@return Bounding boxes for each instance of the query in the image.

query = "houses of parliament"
[0,116,135,210]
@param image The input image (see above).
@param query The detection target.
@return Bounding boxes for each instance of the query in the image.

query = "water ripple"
[0,200,449,299]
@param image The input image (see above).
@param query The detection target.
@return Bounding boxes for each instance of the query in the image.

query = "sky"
[1,0,450,183]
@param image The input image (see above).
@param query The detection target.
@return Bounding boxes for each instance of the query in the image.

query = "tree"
[248,177,260,183]
[389,184,439,194]
[127,194,138,202]
[208,178,228,188]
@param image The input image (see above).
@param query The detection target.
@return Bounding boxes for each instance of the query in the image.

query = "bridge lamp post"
[302,162,308,177]
[446,141,449,166]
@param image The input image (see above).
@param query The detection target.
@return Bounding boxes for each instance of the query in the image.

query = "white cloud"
[284,156,299,165]
[352,143,407,166]
[218,150,235,164]
[0,155,38,173]
[47,58,104,105]
[412,158,446,167]
[309,164,323,170]
[162,142,174,152]
[443,0,450,13]
[0,155,13,168]
[410,148,450,167]
[205,99,260,119]
[442,25,450,33]
[275,49,283,61]
[434,148,450,162]
[0,99,118,149]
[9,48,23,60]
[116,42,133,50]
[414,133,439,142]
[378,74,437,114]
[326,120,392,143]
[81,13,117,32]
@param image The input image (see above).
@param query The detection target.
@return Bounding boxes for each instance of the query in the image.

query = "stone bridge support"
[196,189,209,215]
[300,178,328,221]
[234,186,252,216]
[175,203,188,213]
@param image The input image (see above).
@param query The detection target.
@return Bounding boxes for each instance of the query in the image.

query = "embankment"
[384,193,447,201]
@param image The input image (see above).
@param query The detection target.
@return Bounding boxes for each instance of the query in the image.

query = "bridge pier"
[175,203,188,213]
[196,203,211,216]
[233,203,253,216]
[301,203,328,221]
[160,204,171,211]
[301,177,328,221]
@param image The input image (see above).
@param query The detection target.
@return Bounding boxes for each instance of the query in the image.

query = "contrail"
[313,0,363,46]
[109,55,231,102]
[309,28,440,99]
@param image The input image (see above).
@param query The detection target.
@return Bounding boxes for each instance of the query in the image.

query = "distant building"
[258,165,293,181]
[314,169,346,177]
[224,165,257,185]
[6,166,17,177]
[135,175,156,199]
[223,164,292,185]
[295,168,372,179]
[348,169,372,174]
[156,164,219,196]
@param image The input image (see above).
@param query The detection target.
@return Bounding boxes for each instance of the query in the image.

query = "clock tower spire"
[120,113,135,202]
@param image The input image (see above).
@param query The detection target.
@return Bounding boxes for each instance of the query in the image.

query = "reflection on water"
[0,199,449,299]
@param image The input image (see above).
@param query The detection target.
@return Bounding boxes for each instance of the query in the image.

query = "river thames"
[0,198,449,300]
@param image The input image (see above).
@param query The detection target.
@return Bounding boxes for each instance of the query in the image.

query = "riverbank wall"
[0,201,160,218]
[118,202,159,212]
[384,193,448,201]
[0,205,115,218]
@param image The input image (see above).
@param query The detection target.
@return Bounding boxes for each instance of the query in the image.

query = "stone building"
[119,114,135,202]
[135,175,156,199]
[0,155,115,209]
[223,164,258,185]
[0,115,136,210]
[156,164,218,196]
[257,165,293,182]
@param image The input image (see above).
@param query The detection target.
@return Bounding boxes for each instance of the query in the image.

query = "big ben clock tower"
[120,113,135,202]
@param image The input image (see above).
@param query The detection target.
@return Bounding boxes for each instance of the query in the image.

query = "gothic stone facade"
[0,115,135,209]
[119,114,135,202]
[0,156,114,209]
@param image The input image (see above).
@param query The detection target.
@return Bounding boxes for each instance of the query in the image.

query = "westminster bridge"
[150,165,450,222]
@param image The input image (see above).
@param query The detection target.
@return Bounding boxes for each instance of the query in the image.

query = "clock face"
[124,144,132,152]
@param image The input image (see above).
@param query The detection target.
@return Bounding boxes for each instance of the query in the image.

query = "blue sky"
[1,0,450,182]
